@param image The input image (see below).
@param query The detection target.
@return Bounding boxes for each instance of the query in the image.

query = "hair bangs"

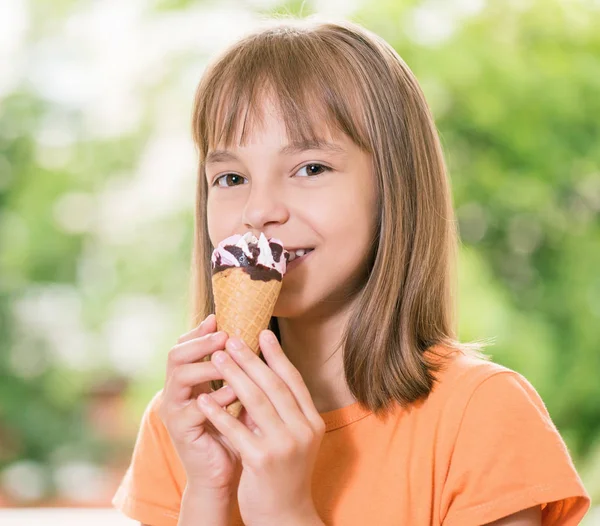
[193,25,372,160]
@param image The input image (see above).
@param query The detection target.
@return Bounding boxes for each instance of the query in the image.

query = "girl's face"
[205,97,378,319]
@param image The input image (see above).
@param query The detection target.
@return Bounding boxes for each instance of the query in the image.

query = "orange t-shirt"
[113,347,590,525]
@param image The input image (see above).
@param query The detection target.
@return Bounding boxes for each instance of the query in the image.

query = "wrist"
[179,483,234,526]
[267,507,324,526]
[184,481,234,501]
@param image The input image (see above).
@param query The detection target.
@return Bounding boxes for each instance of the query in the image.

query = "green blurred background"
[0,0,598,519]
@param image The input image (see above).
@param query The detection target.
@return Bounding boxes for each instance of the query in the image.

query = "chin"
[273,288,349,321]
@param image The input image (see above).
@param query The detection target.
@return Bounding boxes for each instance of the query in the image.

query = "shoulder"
[126,388,177,458]
[424,347,591,526]
[430,344,511,386]
[144,389,166,423]
[425,345,522,415]
[424,346,561,444]
[381,345,527,436]
[120,388,183,484]
[139,389,180,455]
[132,389,168,441]
[112,389,184,526]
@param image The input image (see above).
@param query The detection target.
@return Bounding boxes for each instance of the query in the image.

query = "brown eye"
[296,163,331,177]
[307,164,325,175]
[215,174,247,187]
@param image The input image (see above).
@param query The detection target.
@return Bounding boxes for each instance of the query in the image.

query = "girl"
[113,17,590,526]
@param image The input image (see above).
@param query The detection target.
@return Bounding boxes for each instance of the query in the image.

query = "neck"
[276,299,358,414]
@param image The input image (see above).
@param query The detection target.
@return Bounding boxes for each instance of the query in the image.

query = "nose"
[242,180,289,232]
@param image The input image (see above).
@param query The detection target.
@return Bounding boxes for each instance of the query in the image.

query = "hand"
[198,329,326,526]
[158,314,242,492]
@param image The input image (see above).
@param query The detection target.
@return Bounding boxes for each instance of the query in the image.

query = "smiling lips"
[285,247,314,263]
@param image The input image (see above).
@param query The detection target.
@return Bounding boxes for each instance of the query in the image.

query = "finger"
[169,313,215,374]
[166,362,224,404]
[198,391,260,457]
[167,330,227,377]
[169,385,237,442]
[212,347,286,434]
[259,330,324,431]
[208,384,237,407]
[225,338,304,428]
[177,314,216,344]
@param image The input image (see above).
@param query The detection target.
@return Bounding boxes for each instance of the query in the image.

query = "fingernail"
[213,351,227,364]
[210,331,223,340]
[228,338,244,351]
[261,330,277,345]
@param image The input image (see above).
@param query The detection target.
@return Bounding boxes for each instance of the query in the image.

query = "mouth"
[285,247,315,270]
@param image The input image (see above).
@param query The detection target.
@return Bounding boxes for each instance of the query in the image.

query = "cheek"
[316,185,374,235]
[206,196,241,246]
[324,186,377,262]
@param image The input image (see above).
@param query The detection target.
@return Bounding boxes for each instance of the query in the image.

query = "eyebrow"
[205,139,346,165]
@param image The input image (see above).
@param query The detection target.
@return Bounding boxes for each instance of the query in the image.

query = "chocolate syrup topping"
[269,242,283,263]
[225,245,249,266]
[249,245,260,260]
[213,263,282,282]
[212,242,283,282]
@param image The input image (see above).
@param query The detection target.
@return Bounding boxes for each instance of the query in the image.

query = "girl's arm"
[140,485,234,526]
[177,484,233,526]
[485,505,541,525]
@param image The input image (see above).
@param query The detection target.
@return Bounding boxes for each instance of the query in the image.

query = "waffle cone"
[211,267,282,418]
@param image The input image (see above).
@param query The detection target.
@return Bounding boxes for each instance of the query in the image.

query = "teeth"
[286,248,313,262]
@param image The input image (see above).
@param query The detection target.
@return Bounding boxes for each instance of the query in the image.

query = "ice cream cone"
[209,232,287,418]
[213,266,282,352]
[212,267,282,418]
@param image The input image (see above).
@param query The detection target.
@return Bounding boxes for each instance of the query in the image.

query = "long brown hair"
[190,17,489,415]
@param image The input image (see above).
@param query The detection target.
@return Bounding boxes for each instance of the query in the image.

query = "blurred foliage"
[0,0,598,511]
